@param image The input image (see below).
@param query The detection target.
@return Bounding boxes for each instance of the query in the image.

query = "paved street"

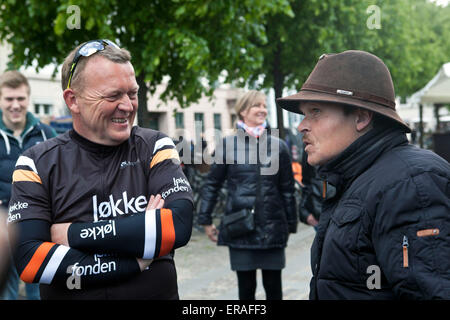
[175,222,316,300]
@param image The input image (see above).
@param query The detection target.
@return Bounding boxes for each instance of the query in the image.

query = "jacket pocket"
[416,228,439,237]
[331,206,361,227]
[406,220,447,276]
[320,202,364,282]
[329,205,363,252]
[402,228,442,267]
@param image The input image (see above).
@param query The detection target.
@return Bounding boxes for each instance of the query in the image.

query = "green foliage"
[0,0,291,109]
[248,0,450,100]
[0,0,448,116]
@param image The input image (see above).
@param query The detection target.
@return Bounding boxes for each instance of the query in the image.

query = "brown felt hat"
[277,50,411,132]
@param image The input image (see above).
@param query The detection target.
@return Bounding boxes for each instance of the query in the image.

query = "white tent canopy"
[406,62,450,149]
[410,62,450,104]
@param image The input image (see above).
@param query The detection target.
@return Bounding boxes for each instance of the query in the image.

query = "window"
[194,113,204,133]
[175,112,184,129]
[147,112,160,130]
[213,113,222,131]
[34,103,53,116]
[227,99,236,109]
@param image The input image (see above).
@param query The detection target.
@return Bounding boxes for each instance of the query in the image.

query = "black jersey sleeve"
[8,151,54,223]
[12,219,141,288]
[147,134,194,204]
[67,199,193,258]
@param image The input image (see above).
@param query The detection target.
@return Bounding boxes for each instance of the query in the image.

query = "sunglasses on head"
[66,39,120,89]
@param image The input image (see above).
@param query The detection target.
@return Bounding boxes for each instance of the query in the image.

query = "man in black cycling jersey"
[7,39,193,299]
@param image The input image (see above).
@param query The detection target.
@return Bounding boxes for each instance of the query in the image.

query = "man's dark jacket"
[198,129,297,249]
[310,125,450,300]
[0,111,56,207]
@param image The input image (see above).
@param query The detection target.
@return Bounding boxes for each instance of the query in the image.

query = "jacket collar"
[69,128,128,155]
[318,125,408,198]
[236,120,267,138]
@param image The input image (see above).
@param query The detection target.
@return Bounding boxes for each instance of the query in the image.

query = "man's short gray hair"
[61,41,131,91]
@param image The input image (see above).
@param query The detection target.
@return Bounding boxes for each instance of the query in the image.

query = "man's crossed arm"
[12,196,193,288]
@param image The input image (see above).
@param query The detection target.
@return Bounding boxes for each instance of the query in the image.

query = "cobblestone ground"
[175,222,316,300]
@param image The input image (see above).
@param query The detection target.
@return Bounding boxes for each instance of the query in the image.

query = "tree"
[0,0,292,126]
[2,1,448,135]
[247,0,344,138]
[244,0,450,137]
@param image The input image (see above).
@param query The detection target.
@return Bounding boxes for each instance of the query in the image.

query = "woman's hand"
[204,224,219,243]
[306,214,319,227]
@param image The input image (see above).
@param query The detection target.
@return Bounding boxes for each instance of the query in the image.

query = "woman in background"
[198,90,297,300]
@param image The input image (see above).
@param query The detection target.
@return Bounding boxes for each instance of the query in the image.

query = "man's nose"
[11,98,21,109]
[118,95,134,112]
[297,118,309,133]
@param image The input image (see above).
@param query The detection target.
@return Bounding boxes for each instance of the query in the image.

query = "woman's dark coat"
[198,129,297,249]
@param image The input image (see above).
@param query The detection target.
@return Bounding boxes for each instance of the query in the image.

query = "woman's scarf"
[236,120,267,138]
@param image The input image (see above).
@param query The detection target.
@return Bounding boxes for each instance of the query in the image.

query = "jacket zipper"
[20,126,35,148]
[2,125,37,150]
[402,235,409,268]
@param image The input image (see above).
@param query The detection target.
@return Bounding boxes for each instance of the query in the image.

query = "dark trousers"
[236,269,282,300]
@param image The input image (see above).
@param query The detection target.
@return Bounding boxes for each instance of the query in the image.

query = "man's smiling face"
[70,55,139,146]
[0,85,29,131]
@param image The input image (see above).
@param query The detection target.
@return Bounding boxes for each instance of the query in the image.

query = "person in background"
[297,150,322,229]
[283,127,304,186]
[198,90,297,300]
[277,50,449,299]
[284,126,325,229]
[0,70,57,300]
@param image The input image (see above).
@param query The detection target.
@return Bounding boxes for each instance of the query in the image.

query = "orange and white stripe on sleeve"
[150,137,180,169]
[20,242,70,284]
[12,155,42,184]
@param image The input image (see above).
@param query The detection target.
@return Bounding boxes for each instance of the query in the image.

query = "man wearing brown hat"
[278,50,450,299]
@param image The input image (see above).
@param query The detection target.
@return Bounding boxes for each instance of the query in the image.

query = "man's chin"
[100,129,131,146]
[112,130,132,144]
[10,117,26,124]
[306,154,320,167]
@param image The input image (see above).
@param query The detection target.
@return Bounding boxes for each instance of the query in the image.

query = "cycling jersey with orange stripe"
[8,127,193,299]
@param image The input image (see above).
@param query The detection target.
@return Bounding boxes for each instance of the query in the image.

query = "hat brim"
[277,90,411,133]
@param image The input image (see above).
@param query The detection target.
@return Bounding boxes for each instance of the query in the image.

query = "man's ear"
[63,89,80,114]
[355,108,373,132]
